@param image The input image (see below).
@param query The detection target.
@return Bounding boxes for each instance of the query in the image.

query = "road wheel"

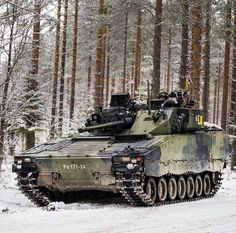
[145,177,157,205]
[186,175,195,199]
[203,173,211,196]
[195,175,203,197]
[168,176,177,201]
[177,176,186,200]
[157,177,167,202]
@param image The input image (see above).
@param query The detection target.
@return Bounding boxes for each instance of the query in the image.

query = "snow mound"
[0,157,34,212]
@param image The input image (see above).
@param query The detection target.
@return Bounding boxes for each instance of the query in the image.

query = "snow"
[1,160,236,233]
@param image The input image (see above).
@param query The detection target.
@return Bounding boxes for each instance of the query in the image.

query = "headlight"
[17,160,22,164]
[24,158,31,163]
[113,155,143,164]
[16,164,22,169]
[113,156,130,163]
[131,158,137,164]
[120,157,130,163]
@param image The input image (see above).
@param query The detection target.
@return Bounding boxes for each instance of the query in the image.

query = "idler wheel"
[168,176,177,201]
[177,176,186,200]
[157,177,167,202]
[186,175,195,199]
[195,175,203,197]
[145,177,157,205]
[203,173,211,196]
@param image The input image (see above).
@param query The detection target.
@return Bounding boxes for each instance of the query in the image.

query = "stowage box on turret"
[12,91,229,206]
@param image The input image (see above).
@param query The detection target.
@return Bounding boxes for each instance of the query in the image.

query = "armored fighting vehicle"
[12,91,228,207]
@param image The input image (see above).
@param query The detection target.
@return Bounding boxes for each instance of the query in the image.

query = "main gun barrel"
[79,117,133,133]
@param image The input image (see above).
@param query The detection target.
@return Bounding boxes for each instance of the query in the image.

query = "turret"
[130,90,203,135]
[79,90,204,136]
[78,93,145,135]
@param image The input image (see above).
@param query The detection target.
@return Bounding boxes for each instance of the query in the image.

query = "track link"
[17,173,50,207]
[116,172,223,207]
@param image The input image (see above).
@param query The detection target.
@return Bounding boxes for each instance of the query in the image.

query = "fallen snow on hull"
[1,163,236,233]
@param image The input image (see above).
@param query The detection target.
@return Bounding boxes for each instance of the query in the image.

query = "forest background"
[0,0,236,169]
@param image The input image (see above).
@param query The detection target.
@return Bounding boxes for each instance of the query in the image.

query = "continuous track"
[16,171,222,208]
[116,172,222,207]
[17,173,50,207]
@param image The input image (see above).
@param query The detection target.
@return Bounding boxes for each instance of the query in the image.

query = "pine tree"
[94,0,107,111]
[213,77,218,124]
[87,30,93,93]
[134,10,142,97]
[58,0,69,136]
[190,0,202,108]
[202,0,212,121]
[166,27,172,93]
[122,13,128,93]
[216,62,222,125]
[221,0,232,130]
[105,28,110,106]
[179,0,189,90]
[50,0,61,138]
[230,2,236,170]
[152,0,162,97]
[25,0,42,149]
[69,0,79,121]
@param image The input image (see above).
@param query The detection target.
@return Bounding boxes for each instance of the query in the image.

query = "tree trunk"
[26,0,41,149]
[0,4,16,162]
[94,0,106,111]
[152,0,162,97]
[202,0,211,121]
[134,10,142,97]
[179,0,189,90]
[122,13,128,93]
[101,26,107,106]
[58,0,68,136]
[50,0,61,138]
[216,62,222,125]
[131,41,135,97]
[105,31,110,106]
[87,31,92,92]
[221,0,232,130]
[230,8,236,120]
[230,5,236,170]
[69,0,79,121]
[111,76,115,94]
[213,78,218,124]
[167,27,172,93]
[87,55,92,92]
[126,72,130,93]
[190,0,202,108]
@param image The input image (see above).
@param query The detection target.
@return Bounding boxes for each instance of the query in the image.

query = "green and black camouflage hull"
[13,130,228,194]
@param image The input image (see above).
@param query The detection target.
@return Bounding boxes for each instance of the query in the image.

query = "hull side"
[145,130,228,177]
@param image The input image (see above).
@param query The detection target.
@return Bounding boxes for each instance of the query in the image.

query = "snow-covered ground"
[1,160,236,233]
